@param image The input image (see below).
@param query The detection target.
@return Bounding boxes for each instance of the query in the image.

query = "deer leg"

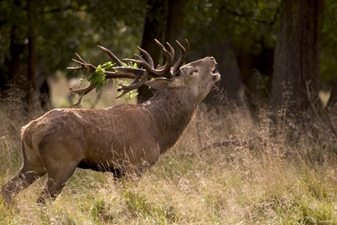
[2,158,46,205]
[36,163,77,204]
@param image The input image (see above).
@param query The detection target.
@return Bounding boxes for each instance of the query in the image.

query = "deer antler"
[123,39,173,78]
[172,39,189,76]
[67,39,189,105]
[67,47,141,105]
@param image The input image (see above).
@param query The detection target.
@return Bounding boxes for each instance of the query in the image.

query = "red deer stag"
[2,39,221,204]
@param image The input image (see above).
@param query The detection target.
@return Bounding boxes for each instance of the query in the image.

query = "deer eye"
[190,69,198,75]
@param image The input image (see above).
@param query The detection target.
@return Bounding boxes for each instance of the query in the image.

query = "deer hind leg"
[36,161,77,204]
[2,156,46,205]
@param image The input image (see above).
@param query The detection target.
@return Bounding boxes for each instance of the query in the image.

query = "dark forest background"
[0,0,336,120]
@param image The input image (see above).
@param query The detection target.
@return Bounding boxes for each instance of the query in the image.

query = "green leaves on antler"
[89,62,113,92]
[87,61,139,93]
[82,61,138,101]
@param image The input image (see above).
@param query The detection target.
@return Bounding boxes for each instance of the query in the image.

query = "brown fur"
[2,57,220,204]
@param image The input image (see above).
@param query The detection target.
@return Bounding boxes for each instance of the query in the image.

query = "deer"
[2,39,221,204]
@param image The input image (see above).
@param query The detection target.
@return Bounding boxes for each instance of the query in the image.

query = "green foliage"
[185,0,280,56]
[86,61,139,100]
[116,79,139,101]
[89,62,113,92]
[121,62,138,69]
[0,0,146,79]
[2,0,337,106]
[321,0,337,82]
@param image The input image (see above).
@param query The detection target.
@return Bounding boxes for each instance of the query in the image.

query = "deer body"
[2,40,220,204]
[24,88,195,174]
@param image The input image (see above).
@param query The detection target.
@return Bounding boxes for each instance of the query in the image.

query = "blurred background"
[0,0,335,116]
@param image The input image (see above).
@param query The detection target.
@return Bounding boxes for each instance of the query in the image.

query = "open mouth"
[212,63,219,74]
[212,64,221,81]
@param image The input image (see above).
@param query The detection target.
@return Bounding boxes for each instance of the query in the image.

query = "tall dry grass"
[1,80,337,224]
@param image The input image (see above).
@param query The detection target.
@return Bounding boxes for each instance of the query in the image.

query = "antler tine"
[165,42,175,63]
[172,39,190,76]
[68,53,97,73]
[66,66,86,71]
[109,67,145,96]
[123,40,173,78]
[104,70,139,79]
[75,52,86,63]
[137,46,154,68]
[108,67,144,79]
[123,57,150,71]
[116,73,148,99]
[69,83,96,106]
[97,45,123,66]
[153,39,173,77]
[123,41,171,78]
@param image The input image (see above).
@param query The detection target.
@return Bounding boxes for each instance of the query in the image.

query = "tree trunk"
[1,0,25,100]
[271,0,323,114]
[138,0,168,103]
[164,0,185,62]
[7,27,25,84]
[138,0,185,103]
[26,0,38,109]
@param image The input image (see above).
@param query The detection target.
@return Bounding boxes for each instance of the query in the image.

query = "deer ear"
[145,78,184,89]
[145,79,169,89]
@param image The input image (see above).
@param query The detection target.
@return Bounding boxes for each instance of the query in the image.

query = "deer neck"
[143,88,197,153]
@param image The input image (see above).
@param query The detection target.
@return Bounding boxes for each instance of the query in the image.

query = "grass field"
[1,79,337,224]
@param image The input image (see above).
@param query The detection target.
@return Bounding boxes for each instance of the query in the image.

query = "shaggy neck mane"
[143,88,197,153]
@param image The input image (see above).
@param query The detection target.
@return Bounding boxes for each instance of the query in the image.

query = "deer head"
[2,39,220,204]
